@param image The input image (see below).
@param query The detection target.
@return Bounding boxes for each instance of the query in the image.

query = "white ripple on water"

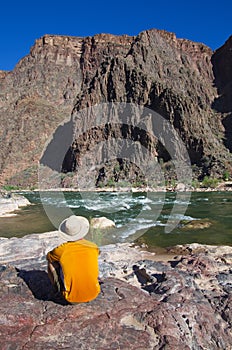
[162,214,197,221]
[83,201,132,212]
[40,197,67,207]
[38,192,165,212]
[115,218,162,240]
[141,204,152,211]
[74,195,155,213]
[196,198,209,201]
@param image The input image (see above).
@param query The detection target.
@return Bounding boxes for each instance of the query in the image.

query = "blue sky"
[0,0,231,71]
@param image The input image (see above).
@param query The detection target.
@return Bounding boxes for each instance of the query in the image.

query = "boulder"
[0,266,158,350]
[175,182,188,192]
[90,216,115,229]
[180,219,213,230]
[0,193,30,216]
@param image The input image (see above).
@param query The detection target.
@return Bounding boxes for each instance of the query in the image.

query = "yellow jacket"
[47,239,100,303]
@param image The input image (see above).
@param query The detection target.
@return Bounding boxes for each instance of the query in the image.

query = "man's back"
[47,239,100,303]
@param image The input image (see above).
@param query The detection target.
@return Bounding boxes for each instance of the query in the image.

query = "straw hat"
[59,215,89,241]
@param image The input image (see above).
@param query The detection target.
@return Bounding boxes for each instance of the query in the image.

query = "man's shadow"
[17,269,69,305]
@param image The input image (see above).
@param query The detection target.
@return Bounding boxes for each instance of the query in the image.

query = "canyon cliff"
[0,29,231,188]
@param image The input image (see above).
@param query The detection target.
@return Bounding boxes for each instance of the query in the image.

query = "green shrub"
[191,180,200,189]
[113,164,121,173]
[96,182,105,188]
[106,179,116,187]
[223,171,230,181]
[170,179,176,188]
[201,176,218,188]
[117,181,131,188]
[2,185,21,191]
[132,181,146,188]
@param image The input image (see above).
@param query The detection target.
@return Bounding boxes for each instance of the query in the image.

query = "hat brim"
[58,216,89,241]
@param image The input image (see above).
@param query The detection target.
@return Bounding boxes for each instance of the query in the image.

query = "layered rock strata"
[0,30,232,187]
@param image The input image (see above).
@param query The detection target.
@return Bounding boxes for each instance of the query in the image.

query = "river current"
[0,191,231,248]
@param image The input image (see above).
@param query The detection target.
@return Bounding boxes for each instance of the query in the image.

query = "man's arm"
[46,243,65,262]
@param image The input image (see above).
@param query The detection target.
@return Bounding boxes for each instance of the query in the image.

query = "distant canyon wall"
[0,30,231,188]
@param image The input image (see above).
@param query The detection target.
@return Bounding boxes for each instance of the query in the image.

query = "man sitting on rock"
[47,215,100,304]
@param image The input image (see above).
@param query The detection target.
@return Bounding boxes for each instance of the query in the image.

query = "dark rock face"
[1,246,232,349]
[0,35,83,186]
[0,30,232,187]
[212,35,232,153]
[212,35,232,113]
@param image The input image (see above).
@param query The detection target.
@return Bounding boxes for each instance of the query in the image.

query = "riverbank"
[0,192,30,217]
[0,233,232,348]
[2,179,232,193]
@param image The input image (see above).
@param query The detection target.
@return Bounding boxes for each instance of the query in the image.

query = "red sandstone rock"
[1,242,232,349]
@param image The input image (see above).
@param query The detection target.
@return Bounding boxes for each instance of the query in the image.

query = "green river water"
[0,191,231,248]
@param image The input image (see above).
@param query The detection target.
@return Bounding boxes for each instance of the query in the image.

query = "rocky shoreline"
[0,192,30,217]
[0,232,232,349]
[11,180,232,192]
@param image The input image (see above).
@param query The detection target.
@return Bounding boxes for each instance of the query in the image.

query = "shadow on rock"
[17,269,69,305]
[132,264,154,286]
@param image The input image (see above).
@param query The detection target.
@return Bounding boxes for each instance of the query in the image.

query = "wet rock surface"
[90,216,116,229]
[179,218,213,230]
[0,235,232,349]
[0,192,30,216]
